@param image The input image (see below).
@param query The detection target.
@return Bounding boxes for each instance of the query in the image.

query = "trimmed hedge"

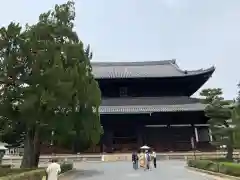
[0,169,45,180]
[0,165,11,169]
[187,159,240,177]
[0,162,73,180]
[0,167,34,177]
[60,162,73,173]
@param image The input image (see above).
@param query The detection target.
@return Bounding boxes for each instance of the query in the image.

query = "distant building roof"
[91,59,215,79]
[99,96,206,114]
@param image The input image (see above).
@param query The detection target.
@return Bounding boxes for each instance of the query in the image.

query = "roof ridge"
[91,59,176,66]
[102,96,191,100]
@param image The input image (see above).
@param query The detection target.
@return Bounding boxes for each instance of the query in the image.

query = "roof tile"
[99,103,205,114]
[91,60,215,79]
[99,96,206,114]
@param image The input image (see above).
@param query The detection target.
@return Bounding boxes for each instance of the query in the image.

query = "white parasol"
[140,145,150,149]
[0,145,7,150]
[0,142,8,150]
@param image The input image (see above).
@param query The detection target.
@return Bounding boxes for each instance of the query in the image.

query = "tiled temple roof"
[91,59,215,79]
[99,96,206,114]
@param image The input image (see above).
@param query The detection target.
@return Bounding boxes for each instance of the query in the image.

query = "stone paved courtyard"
[68,160,216,180]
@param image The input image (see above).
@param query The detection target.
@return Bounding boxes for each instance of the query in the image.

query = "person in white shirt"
[46,159,61,180]
[152,150,157,168]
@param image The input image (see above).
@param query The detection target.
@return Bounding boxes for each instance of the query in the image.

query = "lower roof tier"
[99,96,206,114]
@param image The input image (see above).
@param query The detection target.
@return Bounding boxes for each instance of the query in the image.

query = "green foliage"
[237,82,240,103]
[60,162,73,173]
[205,100,233,146]
[200,89,233,144]
[232,105,240,147]
[0,165,11,169]
[0,1,102,167]
[0,151,5,164]
[200,88,224,104]
[0,163,73,179]
[0,168,34,177]
[200,88,236,160]
[187,159,219,172]
[187,159,240,177]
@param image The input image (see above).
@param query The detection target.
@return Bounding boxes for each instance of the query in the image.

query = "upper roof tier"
[91,59,215,79]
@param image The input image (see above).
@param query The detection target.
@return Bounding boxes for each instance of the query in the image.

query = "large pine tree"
[200,88,235,160]
[0,1,102,168]
[231,105,240,148]
[237,82,240,103]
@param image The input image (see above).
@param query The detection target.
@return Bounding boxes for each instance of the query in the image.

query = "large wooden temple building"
[91,59,215,153]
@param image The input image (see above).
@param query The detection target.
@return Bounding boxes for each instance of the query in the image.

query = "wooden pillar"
[209,128,213,142]
[194,127,199,142]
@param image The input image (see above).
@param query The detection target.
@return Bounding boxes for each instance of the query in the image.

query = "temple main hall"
[91,59,215,153]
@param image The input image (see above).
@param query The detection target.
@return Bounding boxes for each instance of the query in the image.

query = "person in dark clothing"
[132,151,139,170]
[152,150,157,168]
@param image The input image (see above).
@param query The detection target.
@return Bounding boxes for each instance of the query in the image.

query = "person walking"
[152,150,157,168]
[135,152,139,169]
[144,150,151,171]
[139,151,145,168]
[46,158,61,180]
[132,151,138,170]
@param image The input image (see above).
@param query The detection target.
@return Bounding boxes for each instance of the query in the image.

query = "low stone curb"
[186,166,240,180]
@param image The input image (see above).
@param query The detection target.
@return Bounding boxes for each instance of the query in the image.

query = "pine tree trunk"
[20,128,40,168]
[0,151,4,165]
[226,145,233,161]
[226,132,235,161]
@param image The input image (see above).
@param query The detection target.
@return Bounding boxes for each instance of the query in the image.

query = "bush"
[60,162,73,173]
[187,159,219,172]
[0,162,73,180]
[0,169,45,180]
[187,159,240,177]
[219,162,240,177]
[0,168,34,177]
[0,165,11,169]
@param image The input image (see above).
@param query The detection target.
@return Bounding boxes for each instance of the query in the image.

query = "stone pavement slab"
[70,160,217,180]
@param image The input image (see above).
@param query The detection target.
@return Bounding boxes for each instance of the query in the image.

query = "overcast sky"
[1,0,240,99]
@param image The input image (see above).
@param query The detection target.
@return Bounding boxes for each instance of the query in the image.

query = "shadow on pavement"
[71,169,104,178]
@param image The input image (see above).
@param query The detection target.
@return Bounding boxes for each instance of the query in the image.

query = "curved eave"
[183,66,215,96]
[181,66,215,77]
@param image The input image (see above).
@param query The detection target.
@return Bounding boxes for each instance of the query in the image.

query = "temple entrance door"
[144,126,169,152]
[112,125,137,152]
[168,126,193,151]
[144,125,193,152]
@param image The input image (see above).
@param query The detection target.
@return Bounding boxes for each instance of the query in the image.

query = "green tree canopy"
[0,1,102,168]
[231,105,240,147]
[200,88,235,160]
[237,82,240,103]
